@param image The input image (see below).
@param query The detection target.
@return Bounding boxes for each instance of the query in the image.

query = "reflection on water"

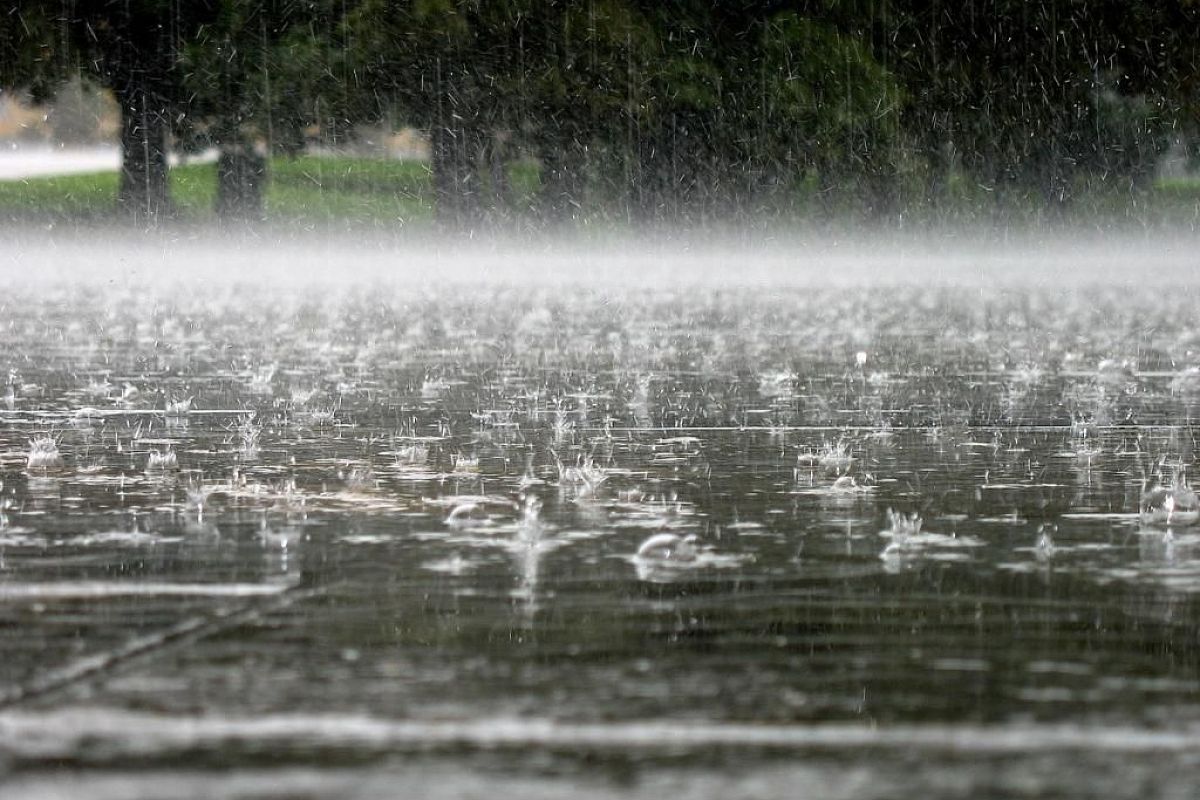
[2,282,1200,795]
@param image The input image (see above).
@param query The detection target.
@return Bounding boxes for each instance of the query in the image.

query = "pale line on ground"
[2,709,1199,756]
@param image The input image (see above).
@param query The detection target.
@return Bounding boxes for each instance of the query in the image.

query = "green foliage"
[0,3,70,101]
[176,1,348,154]
[757,14,901,169]
[3,0,1200,223]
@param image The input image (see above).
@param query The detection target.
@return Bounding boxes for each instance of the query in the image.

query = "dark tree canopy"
[4,1,221,218]
[4,0,1200,225]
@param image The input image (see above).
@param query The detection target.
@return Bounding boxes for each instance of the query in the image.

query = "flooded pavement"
[3,278,1200,797]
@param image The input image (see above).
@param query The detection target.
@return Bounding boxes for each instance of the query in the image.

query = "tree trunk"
[815,155,843,219]
[922,122,953,214]
[115,73,172,221]
[538,142,582,225]
[216,144,267,223]
[486,131,511,212]
[633,128,675,226]
[861,162,898,221]
[431,123,480,228]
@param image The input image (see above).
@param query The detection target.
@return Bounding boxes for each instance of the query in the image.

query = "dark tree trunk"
[216,144,267,223]
[861,163,898,221]
[431,123,481,227]
[815,155,843,218]
[633,128,673,226]
[115,73,172,220]
[485,132,511,211]
[1030,140,1069,213]
[537,141,583,225]
[921,119,953,213]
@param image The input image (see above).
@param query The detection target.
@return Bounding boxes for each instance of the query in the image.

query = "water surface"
[2,276,1200,797]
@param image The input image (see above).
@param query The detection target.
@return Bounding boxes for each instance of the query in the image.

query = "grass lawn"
[0,152,1197,229]
[0,155,477,227]
[0,169,123,220]
[267,156,435,225]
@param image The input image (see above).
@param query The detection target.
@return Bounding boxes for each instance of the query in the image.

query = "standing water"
[2,236,1200,798]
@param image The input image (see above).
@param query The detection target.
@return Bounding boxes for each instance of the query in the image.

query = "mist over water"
[6,226,1199,288]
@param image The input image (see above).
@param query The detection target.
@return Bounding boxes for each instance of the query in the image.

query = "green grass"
[0,154,549,228]
[0,170,122,218]
[0,153,1197,229]
[0,161,219,222]
[268,156,434,224]
[169,162,218,216]
[1156,177,1200,200]
[0,155,446,227]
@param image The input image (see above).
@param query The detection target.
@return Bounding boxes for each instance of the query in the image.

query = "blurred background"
[0,1,1198,230]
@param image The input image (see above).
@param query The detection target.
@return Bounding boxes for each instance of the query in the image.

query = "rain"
[2,3,1200,799]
